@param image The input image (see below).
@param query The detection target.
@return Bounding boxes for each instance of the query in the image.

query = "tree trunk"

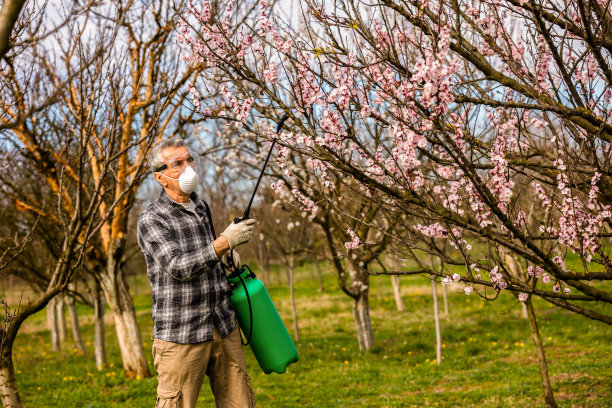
[347,261,374,350]
[46,297,60,352]
[431,276,442,365]
[391,275,404,312]
[93,279,107,370]
[257,242,270,287]
[99,261,150,379]
[276,264,282,286]
[503,250,527,319]
[353,289,374,350]
[316,261,324,293]
[0,349,21,408]
[56,295,66,345]
[441,283,449,316]
[258,243,270,287]
[525,297,557,408]
[66,287,86,355]
[0,0,28,60]
[287,254,299,341]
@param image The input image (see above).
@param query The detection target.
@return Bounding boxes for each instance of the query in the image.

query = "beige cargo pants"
[152,326,256,408]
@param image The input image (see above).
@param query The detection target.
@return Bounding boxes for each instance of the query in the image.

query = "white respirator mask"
[158,165,199,194]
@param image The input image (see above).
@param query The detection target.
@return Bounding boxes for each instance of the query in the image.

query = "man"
[137,137,257,408]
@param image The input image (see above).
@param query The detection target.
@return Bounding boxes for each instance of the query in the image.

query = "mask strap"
[155,172,180,181]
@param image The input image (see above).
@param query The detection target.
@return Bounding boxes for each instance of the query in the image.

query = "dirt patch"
[551,372,594,383]
[553,373,611,402]
[499,352,538,365]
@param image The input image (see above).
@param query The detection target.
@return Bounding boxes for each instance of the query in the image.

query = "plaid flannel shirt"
[137,189,236,344]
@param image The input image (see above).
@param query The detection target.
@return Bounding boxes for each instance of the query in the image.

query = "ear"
[153,172,167,187]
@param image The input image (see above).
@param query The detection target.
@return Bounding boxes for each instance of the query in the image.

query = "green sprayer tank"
[227,268,299,374]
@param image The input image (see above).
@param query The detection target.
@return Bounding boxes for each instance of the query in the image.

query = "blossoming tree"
[178,1,611,405]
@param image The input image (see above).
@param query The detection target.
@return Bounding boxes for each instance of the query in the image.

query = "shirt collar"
[158,188,200,205]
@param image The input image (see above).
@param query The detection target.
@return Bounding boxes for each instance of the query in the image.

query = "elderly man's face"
[154,145,194,199]
[160,145,191,177]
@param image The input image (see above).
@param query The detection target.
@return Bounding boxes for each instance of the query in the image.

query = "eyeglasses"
[155,151,200,173]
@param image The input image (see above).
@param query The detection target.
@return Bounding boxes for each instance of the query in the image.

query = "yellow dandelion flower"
[344,360,349,365]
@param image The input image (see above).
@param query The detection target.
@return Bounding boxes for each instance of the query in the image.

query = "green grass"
[9,263,612,407]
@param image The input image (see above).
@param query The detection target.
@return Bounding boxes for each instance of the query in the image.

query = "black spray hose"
[227,114,290,345]
[233,114,290,224]
[237,265,255,346]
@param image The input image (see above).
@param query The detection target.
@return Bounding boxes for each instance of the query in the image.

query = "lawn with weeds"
[8,263,612,407]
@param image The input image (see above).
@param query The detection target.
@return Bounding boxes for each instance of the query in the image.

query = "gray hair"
[148,136,187,172]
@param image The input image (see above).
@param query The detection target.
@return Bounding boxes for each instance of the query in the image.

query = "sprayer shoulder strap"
[201,200,216,239]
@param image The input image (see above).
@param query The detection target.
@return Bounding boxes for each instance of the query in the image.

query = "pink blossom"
[464,286,473,295]
[414,223,448,238]
[437,166,454,179]
[360,105,371,118]
[344,228,363,249]
[263,62,278,83]
[452,273,461,282]
[542,273,550,284]
[535,36,552,91]
[489,265,506,290]
[518,293,528,302]
[534,267,543,278]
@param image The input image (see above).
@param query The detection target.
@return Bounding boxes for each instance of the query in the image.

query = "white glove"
[221,250,241,269]
[220,219,256,250]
